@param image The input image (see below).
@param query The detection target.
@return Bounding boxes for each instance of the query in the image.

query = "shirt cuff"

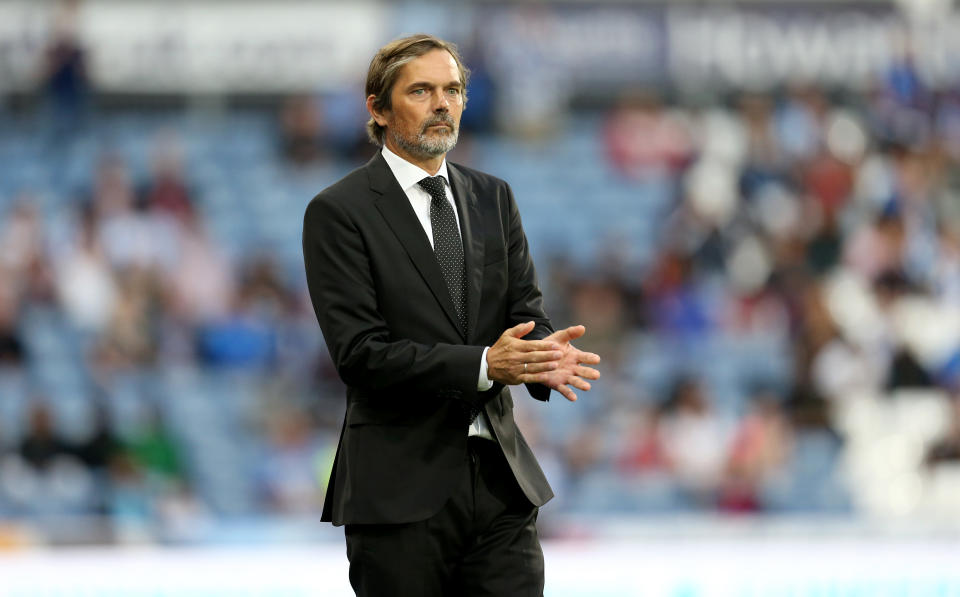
[477,346,494,391]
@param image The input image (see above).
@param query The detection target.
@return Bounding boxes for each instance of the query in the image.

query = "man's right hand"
[486,321,562,386]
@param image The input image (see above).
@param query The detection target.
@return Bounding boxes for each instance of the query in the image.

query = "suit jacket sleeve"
[303,194,486,400]
[502,182,553,402]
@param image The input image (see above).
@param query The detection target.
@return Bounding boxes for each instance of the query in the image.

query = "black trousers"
[344,437,545,597]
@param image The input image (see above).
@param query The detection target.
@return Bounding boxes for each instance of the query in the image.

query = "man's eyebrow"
[405,80,463,90]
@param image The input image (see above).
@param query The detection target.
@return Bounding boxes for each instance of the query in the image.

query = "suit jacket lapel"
[367,153,465,339]
[449,163,484,343]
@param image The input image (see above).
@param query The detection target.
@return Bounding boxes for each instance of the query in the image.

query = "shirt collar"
[381,145,450,193]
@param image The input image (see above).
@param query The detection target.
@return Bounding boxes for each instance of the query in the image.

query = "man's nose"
[433,90,450,111]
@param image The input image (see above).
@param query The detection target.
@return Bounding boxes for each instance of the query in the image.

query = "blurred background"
[1,0,960,594]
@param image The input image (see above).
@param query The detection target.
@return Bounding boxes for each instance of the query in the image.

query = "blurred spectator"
[93,268,162,370]
[75,403,119,474]
[617,404,670,475]
[931,223,960,302]
[643,249,713,338]
[0,199,60,309]
[886,345,933,390]
[660,378,731,506]
[884,46,929,110]
[54,204,117,333]
[278,95,326,166]
[319,84,375,162]
[868,43,932,150]
[106,452,153,529]
[21,251,58,307]
[197,310,275,368]
[122,406,182,484]
[791,280,840,379]
[803,147,855,217]
[89,155,134,220]
[457,45,497,135]
[163,210,235,327]
[567,277,628,370]
[254,408,327,514]
[141,133,195,223]
[196,255,289,368]
[604,89,693,180]
[738,93,783,178]
[492,41,568,138]
[0,402,95,516]
[237,254,290,319]
[40,0,89,138]
[0,198,57,306]
[719,391,792,513]
[0,278,25,366]
[106,406,192,539]
[70,403,119,515]
[18,403,72,472]
[811,332,882,403]
[925,394,960,466]
[935,89,960,163]
[0,199,46,279]
[805,210,843,275]
[787,383,834,432]
[725,277,791,336]
[155,480,211,544]
[562,423,607,484]
[775,84,828,162]
[91,155,178,272]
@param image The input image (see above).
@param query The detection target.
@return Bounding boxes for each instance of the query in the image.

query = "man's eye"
[412,89,425,96]
[447,88,460,95]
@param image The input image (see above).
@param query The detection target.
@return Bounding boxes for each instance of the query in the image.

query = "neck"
[383,138,444,176]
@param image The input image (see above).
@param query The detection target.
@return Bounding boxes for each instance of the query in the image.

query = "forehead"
[395,49,460,85]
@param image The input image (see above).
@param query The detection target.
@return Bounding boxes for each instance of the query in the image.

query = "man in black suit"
[302,34,601,596]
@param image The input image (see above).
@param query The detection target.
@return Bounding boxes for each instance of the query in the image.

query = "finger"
[516,340,562,352]
[575,366,601,380]
[567,377,592,392]
[574,350,601,365]
[551,325,586,344]
[518,372,554,385]
[555,384,578,402]
[505,321,536,339]
[518,350,563,363]
[522,361,558,374]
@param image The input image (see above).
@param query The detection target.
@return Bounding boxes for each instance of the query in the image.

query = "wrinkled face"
[376,49,464,159]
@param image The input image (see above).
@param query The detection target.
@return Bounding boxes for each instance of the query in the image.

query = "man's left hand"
[526,325,601,402]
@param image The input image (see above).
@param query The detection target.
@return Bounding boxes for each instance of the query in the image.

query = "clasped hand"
[486,321,601,402]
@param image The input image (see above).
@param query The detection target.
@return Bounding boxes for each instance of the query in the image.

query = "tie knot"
[418,176,447,203]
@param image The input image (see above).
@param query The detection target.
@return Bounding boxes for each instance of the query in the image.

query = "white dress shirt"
[381,146,495,440]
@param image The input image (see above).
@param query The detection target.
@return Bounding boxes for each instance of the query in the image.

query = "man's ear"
[366,95,389,127]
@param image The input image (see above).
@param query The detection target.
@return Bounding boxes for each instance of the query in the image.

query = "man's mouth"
[423,118,454,133]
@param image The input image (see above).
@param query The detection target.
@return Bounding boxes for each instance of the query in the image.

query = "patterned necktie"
[418,176,467,336]
[418,176,480,425]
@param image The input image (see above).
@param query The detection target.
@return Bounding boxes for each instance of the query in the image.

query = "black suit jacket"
[302,152,555,526]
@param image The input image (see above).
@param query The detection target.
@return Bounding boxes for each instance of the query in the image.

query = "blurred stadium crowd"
[3,1,960,546]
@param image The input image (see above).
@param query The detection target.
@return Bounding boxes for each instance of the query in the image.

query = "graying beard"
[391,126,458,158]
